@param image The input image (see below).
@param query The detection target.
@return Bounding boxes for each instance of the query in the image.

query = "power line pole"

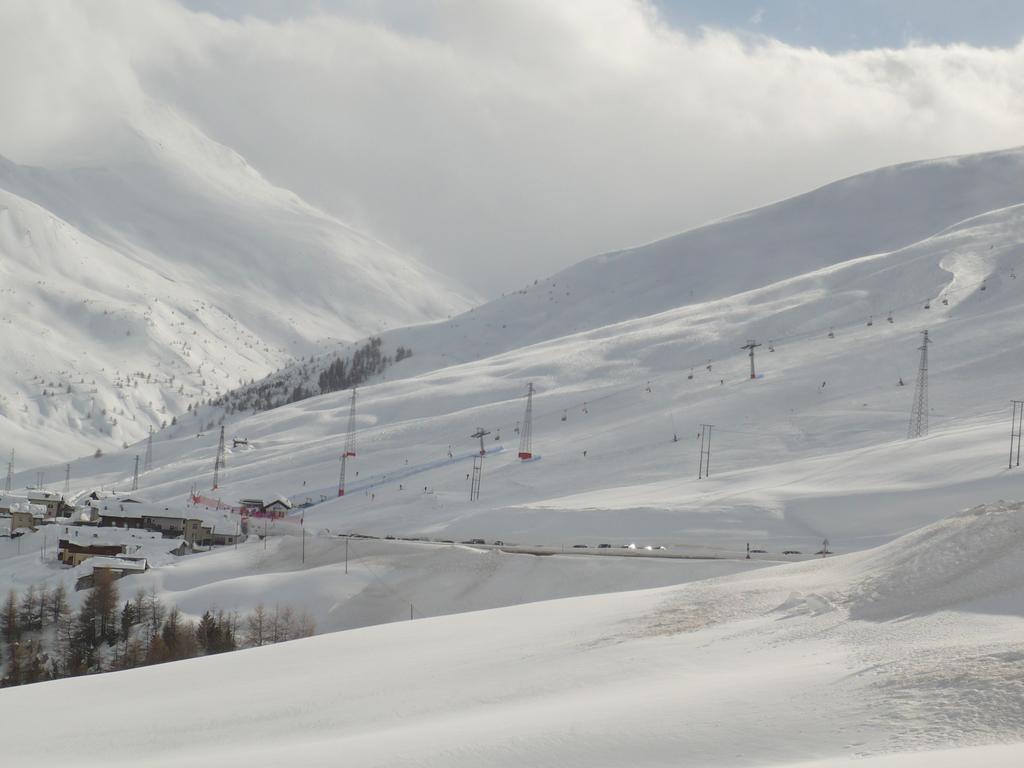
[907,330,931,439]
[469,428,489,501]
[144,426,154,472]
[1010,400,1024,468]
[63,464,71,496]
[338,388,357,497]
[212,425,225,489]
[741,340,762,379]
[698,424,713,479]
[131,455,140,492]
[5,449,14,493]
[518,382,535,460]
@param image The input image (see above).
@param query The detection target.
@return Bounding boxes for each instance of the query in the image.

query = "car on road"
[642,545,653,551]
[597,543,612,549]
[782,550,802,555]
[493,540,505,546]
[572,544,588,548]
[623,543,637,549]
[654,545,666,550]
[750,548,767,554]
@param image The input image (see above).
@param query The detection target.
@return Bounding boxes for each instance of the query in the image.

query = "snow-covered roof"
[27,490,62,502]
[88,557,148,573]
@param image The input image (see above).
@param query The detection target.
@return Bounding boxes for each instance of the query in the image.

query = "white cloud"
[2,0,1024,295]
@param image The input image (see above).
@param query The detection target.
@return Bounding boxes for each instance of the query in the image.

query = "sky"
[3,1,1024,297]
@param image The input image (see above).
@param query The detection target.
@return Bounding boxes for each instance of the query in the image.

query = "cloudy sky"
[3,1,1024,296]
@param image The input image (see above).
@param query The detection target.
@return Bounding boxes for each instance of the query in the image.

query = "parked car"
[572,544,588,548]
[654,545,666,550]
[750,548,767,554]
[597,543,612,549]
[782,550,802,555]
[493,540,505,546]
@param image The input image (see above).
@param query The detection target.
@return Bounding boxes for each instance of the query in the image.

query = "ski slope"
[6,503,1024,766]
[24,174,1024,556]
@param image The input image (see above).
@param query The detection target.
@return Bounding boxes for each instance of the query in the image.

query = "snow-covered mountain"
[0,103,473,466]
[371,146,1024,369]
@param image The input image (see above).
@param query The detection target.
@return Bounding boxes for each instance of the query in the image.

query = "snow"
[5,144,1024,764]
[0,102,472,466]
[6,503,1024,766]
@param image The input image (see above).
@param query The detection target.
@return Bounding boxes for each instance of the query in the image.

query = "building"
[27,490,71,518]
[57,526,163,567]
[75,556,149,591]
[239,495,293,519]
[0,497,47,534]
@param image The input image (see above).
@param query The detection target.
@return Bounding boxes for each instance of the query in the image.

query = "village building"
[239,495,293,518]
[74,556,149,591]
[57,526,163,567]
[27,489,71,518]
[0,496,48,534]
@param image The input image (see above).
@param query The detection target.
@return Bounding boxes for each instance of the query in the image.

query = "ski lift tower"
[742,340,762,379]
[212,425,226,490]
[469,427,491,501]
[338,387,358,497]
[518,383,534,460]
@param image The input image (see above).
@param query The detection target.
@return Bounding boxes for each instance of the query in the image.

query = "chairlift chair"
[687,368,694,380]
[887,311,894,324]
[941,296,949,306]
[827,328,834,339]
[561,410,568,422]
[924,299,930,309]
[867,316,873,327]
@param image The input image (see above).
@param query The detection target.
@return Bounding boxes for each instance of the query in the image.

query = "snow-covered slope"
[0,103,472,466]
[7,503,1024,766]
[33,165,1024,556]
[365,146,1024,371]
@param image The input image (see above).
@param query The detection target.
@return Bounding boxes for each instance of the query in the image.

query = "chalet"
[0,497,47,533]
[95,502,147,530]
[74,556,149,591]
[239,495,293,518]
[27,490,71,518]
[56,526,161,566]
[59,538,126,567]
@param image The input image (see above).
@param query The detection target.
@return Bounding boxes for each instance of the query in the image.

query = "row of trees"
[1,575,315,688]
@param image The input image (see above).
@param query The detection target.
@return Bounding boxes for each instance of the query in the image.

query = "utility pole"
[518,383,535,460]
[212,425,225,489]
[131,455,140,492]
[741,340,762,379]
[144,426,154,472]
[338,388,357,497]
[698,424,713,479]
[345,535,349,574]
[35,471,44,490]
[907,330,931,439]
[1009,400,1024,469]
[301,515,306,564]
[3,449,12,493]
[63,464,71,496]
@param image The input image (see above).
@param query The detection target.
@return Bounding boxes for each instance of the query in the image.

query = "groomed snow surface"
[6,146,1024,764]
[6,503,1024,766]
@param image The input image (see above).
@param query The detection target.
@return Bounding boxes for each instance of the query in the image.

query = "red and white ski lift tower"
[741,340,762,379]
[518,383,534,460]
[471,427,491,456]
[338,387,358,497]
